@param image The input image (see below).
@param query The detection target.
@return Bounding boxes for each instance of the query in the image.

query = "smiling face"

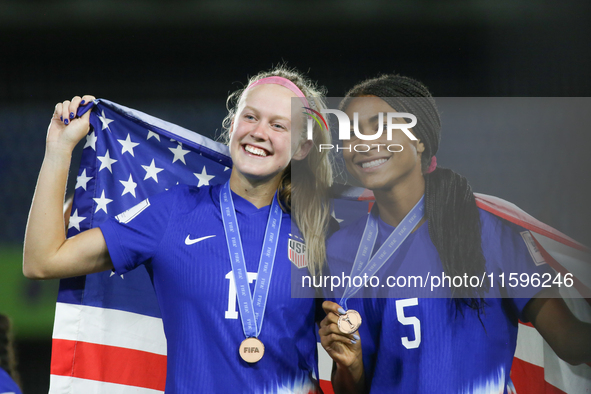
[228,83,310,187]
[343,96,425,191]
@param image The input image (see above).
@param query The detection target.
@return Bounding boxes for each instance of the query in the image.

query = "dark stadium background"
[1,1,590,392]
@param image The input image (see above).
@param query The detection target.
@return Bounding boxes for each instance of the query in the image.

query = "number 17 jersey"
[100,184,320,393]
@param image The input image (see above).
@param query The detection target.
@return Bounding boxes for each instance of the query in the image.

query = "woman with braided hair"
[319,74,591,393]
[0,314,22,394]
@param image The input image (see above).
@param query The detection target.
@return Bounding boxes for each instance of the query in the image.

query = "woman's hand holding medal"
[319,300,364,390]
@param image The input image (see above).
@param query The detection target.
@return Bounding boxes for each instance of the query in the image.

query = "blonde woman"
[23,66,333,393]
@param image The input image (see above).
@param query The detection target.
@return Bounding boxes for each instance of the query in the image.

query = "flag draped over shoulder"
[50,99,232,393]
[474,194,591,394]
[50,100,590,393]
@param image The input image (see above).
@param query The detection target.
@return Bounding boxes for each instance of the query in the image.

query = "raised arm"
[319,301,365,394]
[524,291,591,366]
[23,95,113,280]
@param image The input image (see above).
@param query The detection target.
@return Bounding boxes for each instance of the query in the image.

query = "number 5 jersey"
[326,207,556,394]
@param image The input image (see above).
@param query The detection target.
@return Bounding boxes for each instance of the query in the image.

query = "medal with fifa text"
[338,196,425,334]
[220,182,282,363]
[239,337,265,363]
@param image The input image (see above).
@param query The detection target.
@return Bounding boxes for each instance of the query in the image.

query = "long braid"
[0,314,21,387]
[341,74,487,311]
[425,168,487,309]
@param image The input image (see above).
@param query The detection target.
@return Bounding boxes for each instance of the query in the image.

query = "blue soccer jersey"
[0,368,21,394]
[326,208,555,394]
[100,183,320,393]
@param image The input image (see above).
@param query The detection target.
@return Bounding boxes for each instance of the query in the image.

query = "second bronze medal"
[337,309,362,334]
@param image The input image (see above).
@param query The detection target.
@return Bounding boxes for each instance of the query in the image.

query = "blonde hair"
[221,65,333,276]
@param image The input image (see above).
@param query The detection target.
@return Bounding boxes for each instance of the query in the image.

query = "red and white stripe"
[476,194,591,393]
[49,303,167,393]
[49,302,333,392]
[290,250,307,268]
[512,291,591,393]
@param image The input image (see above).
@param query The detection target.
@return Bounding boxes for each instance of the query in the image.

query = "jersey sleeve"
[480,210,557,321]
[0,369,22,394]
[99,188,177,275]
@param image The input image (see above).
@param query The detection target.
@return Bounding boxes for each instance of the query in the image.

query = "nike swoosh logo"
[185,235,216,245]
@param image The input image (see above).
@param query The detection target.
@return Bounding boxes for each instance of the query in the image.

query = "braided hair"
[341,74,487,311]
[0,314,21,387]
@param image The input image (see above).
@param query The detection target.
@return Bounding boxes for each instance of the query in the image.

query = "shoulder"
[477,207,550,278]
[477,207,529,247]
[327,213,368,246]
[150,183,221,215]
[325,214,368,274]
[107,183,222,228]
[0,368,20,393]
[327,216,341,237]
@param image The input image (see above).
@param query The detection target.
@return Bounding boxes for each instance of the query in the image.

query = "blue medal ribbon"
[340,196,425,309]
[220,181,282,339]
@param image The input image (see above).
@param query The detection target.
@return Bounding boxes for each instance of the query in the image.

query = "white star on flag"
[142,159,164,182]
[118,134,140,157]
[224,167,230,171]
[84,131,97,150]
[194,166,215,187]
[169,144,190,165]
[98,110,114,130]
[147,131,161,141]
[109,270,124,279]
[97,150,118,173]
[120,174,138,197]
[93,190,113,214]
[68,209,86,231]
[331,209,344,224]
[75,169,93,190]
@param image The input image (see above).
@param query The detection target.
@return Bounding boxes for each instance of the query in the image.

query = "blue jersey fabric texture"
[0,368,21,394]
[100,183,319,394]
[327,208,554,394]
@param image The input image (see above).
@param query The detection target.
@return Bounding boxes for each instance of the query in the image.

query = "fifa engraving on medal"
[240,337,265,363]
[338,309,362,334]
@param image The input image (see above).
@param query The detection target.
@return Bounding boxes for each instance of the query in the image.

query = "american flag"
[50,100,590,393]
[50,99,231,393]
[474,193,591,394]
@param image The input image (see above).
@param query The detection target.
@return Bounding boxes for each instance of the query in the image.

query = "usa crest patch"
[288,236,307,269]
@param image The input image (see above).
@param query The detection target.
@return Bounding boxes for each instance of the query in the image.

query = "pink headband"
[245,76,310,109]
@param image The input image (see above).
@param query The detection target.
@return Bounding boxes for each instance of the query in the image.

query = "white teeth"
[245,145,267,157]
[361,158,388,169]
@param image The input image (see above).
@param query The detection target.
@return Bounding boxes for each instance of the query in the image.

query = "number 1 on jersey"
[225,271,258,319]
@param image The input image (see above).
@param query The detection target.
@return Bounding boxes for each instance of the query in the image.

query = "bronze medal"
[337,309,362,334]
[239,337,265,363]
